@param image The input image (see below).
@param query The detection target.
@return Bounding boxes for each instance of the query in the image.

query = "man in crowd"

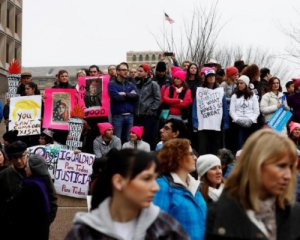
[17,71,32,96]
[93,122,121,158]
[108,62,139,143]
[89,65,102,76]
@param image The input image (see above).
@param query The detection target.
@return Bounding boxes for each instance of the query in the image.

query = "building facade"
[127,51,163,69]
[0,0,22,98]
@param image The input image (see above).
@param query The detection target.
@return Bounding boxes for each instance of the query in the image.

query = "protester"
[65,149,190,240]
[230,75,259,150]
[197,154,224,203]
[217,148,235,178]
[93,122,121,158]
[135,64,161,150]
[288,121,300,150]
[257,67,272,99]
[260,77,289,127]
[0,141,57,240]
[154,138,207,240]
[89,65,103,76]
[284,80,294,97]
[220,66,238,106]
[122,126,150,152]
[193,68,229,155]
[108,62,139,143]
[205,129,300,239]
[153,61,171,89]
[17,71,32,96]
[39,129,54,145]
[155,118,188,151]
[3,129,19,147]
[287,78,300,123]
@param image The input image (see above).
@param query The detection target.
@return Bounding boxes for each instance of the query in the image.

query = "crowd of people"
[0,56,300,239]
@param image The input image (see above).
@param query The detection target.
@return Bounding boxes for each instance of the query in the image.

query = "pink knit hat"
[171,66,182,76]
[289,121,300,133]
[97,122,113,135]
[173,70,187,81]
[130,126,144,139]
[200,67,212,75]
[226,66,238,77]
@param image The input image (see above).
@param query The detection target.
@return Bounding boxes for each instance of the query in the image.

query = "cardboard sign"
[9,95,42,135]
[267,106,292,132]
[54,149,95,198]
[78,75,110,118]
[7,74,20,98]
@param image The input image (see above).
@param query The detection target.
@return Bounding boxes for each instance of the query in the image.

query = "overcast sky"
[22,0,300,72]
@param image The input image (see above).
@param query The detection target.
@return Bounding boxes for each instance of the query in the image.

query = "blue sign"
[267,106,292,132]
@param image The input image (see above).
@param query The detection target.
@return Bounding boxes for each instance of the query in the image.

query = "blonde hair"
[225,129,297,211]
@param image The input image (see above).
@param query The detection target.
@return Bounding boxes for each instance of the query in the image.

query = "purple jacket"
[287,92,300,122]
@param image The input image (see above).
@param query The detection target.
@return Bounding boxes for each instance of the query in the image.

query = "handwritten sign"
[78,75,110,118]
[28,144,62,179]
[7,74,20,98]
[194,87,224,131]
[67,117,84,150]
[9,95,42,135]
[54,149,95,198]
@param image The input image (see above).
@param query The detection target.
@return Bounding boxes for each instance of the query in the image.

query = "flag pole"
[163,11,166,52]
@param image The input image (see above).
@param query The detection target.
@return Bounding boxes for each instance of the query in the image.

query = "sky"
[22,0,300,74]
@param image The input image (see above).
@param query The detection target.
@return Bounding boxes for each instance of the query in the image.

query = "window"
[132,54,136,61]
[6,8,9,28]
[145,54,149,61]
[152,54,156,61]
[15,14,18,33]
[139,55,143,61]
[6,43,9,63]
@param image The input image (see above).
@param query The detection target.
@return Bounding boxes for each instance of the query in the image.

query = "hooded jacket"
[65,197,190,240]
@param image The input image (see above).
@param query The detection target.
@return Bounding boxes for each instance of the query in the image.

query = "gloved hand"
[236,118,252,128]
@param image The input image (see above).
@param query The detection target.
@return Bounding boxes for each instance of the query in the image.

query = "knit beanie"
[238,75,250,87]
[171,66,182,76]
[97,122,113,136]
[140,64,151,73]
[130,126,144,139]
[29,155,49,176]
[3,130,19,143]
[196,154,221,177]
[173,70,187,82]
[289,121,300,133]
[5,140,27,159]
[292,78,300,89]
[156,61,167,72]
[226,66,238,77]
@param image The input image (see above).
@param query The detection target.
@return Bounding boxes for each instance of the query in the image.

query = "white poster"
[195,87,224,131]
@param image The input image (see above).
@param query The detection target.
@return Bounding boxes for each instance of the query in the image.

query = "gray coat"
[93,135,121,158]
[136,78,161,116]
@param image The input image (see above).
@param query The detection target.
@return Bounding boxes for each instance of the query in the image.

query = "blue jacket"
[153,175,207,240]
[108,78,139,115]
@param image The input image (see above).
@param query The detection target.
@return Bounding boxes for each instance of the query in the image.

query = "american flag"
[164,13,175,24]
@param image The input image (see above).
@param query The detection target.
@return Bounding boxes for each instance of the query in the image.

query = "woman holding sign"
[260,77,289,134]
[65,149,190,240]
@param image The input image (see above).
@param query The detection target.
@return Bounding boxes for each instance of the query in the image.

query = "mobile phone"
[164,52,173,57]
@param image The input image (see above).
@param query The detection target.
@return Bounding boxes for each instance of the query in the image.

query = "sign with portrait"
[54,149,95,198]
[43,88,77,130]
[9,95,42,135]
[194,87,224,131]
[78,75,110,118]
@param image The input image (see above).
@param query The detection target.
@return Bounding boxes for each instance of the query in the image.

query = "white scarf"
[208,183,224,202]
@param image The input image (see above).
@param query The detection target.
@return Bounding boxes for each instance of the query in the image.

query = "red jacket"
[162,85,192,116]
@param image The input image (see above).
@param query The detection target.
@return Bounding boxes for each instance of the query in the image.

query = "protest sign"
[78,75,110,118]
[7,59,21,98]
[194,87,224,131]
[54,149,95,198]
[43,88,77,130]
[28,144,61,179]
[9,95,42,135]
[267,106,292,132]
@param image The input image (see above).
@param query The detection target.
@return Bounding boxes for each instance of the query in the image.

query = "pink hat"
[292,78,300,89]
[97,122,113,135]
[171,66,182,76]
[173,70,187,81]
[200,67,212,75]
[130,126,144,139]
[289,121,300,133]
[226,66,238,77]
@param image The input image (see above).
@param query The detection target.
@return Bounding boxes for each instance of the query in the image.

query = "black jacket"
[206,192,300,240]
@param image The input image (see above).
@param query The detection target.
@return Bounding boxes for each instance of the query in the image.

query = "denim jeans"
[112,114,134,143]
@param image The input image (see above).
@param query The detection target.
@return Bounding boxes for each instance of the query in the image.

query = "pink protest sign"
[43,88,77,130]
[78,75,110,118]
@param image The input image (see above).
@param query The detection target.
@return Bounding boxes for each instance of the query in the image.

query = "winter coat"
[122,140,150,152]
[162,85,193,117]
[108,78,139,115]
[153,175,207,240]
[260,91,288,121]
[206,191,300,239]
[287,92,300,123]
[65,197,190,240]
[230,94,260,123]
[135,78,161,116]
[93,135,122,158]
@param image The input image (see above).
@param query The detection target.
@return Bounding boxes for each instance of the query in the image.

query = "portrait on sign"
[78,75,110,118]
[43,88,77,130]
